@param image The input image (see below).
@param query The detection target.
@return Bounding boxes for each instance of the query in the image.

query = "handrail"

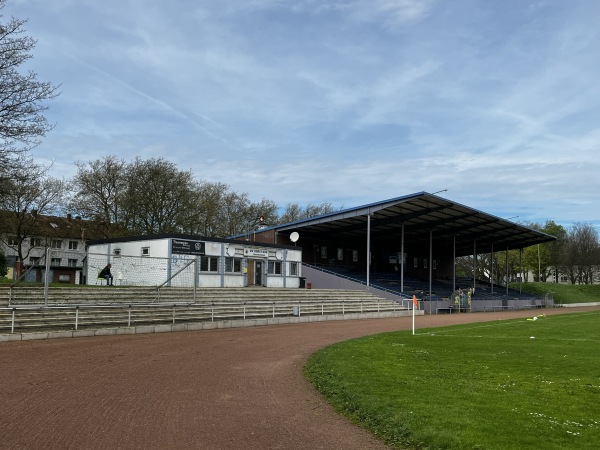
[0,298,407,334]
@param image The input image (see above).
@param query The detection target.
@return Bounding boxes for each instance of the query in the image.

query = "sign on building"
[171,239,206,255]
[243,248,269,258]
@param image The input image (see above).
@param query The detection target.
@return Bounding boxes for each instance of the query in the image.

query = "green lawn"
[305,311,600,449]
[511,282,600,304]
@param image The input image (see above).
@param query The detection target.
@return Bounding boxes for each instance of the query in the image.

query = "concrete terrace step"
[5,287,390,306]
[0,286,407,335]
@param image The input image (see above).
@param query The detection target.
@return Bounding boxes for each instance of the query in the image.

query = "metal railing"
[0,298,405,334]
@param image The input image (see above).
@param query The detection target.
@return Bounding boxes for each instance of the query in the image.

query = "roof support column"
[505,246,509,297]
[429,228,433,312]
[452,234,456,292]
[400,223,405,293]
[519,248,523,294]
[490,243,494,294]
[473,239,477,293]
[538,244,541,282]
[366,213,371,288]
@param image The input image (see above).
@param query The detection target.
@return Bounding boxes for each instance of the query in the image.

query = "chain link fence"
[9,250,196,288]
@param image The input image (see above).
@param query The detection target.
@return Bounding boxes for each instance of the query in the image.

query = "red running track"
[1,306,596,450]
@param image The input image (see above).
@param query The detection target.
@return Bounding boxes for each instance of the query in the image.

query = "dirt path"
[1,307,596,450]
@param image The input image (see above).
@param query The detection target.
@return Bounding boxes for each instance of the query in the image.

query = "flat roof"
[260,192,556,258]
[86,233,298,250]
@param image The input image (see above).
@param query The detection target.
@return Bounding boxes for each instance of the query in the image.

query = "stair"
[0,286,408,335]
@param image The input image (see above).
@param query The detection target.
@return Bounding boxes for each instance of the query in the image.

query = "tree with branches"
[0,0,59,188]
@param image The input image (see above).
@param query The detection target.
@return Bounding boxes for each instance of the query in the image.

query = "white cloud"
[6,0,600,229]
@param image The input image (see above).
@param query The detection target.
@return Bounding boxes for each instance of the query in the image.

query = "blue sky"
[7,0,600,229]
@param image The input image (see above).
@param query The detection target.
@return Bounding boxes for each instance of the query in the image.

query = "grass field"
[305,311,600,449]
[512,282,600,304]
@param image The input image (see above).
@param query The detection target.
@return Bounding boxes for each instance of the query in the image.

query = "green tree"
[521,221,566,282]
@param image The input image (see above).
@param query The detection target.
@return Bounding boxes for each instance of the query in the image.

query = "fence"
[10,250,201,305]
[11,250,198,288]
[86,252,197,287]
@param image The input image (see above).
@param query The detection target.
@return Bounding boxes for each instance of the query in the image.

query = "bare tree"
[278,202,339,224]
[180,180,230,236]
[560,223,599,284]
[121,157,196,235]
[69,156,127,237]
[0,162,66,263]
[219,191,251,237]
[278,203,303,224]
[0,1,59,184]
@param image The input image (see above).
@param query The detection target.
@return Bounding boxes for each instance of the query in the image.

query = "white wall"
[87,238,302,288]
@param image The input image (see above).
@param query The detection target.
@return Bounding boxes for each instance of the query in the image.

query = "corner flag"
[412,295,418,335]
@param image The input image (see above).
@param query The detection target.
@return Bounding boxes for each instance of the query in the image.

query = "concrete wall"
[302,265,408,305]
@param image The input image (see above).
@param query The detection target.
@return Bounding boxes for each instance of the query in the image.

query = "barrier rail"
[0,298,404,334]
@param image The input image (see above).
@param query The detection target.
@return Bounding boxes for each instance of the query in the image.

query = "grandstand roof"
[266,192,556,258]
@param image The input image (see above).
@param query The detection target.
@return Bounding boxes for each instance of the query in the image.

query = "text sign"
[243,248,269,258]
[171,239,205,255]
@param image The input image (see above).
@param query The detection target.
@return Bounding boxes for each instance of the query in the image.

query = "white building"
[86,234,303,288]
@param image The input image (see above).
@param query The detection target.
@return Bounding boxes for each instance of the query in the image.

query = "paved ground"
[1,306,597,450]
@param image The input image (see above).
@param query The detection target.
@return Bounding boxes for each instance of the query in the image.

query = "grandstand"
[251,192,555,311]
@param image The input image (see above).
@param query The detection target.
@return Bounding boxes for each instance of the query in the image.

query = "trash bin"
[299,277,306,288]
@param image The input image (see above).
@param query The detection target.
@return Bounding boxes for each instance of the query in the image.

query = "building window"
[413,258,418,268]
[141,247,150,256]
[423,259,428,269]
[320,246,327,259]
[51,258,62,266]
[433,260,437,270]
[337,248,344,260]
[7,236,18,246]
[352,250,358,262]
[51,239,62,249]
[290,262,298,276]
[225,257,242,273]
[268,261,282,275]
[200,256,219,272]
[68,241,78,250]
[68,259,78,267]
[29,257,40,265]
[30,238,43,248]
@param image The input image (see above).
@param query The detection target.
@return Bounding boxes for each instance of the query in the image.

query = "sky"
[6,0,600,230]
